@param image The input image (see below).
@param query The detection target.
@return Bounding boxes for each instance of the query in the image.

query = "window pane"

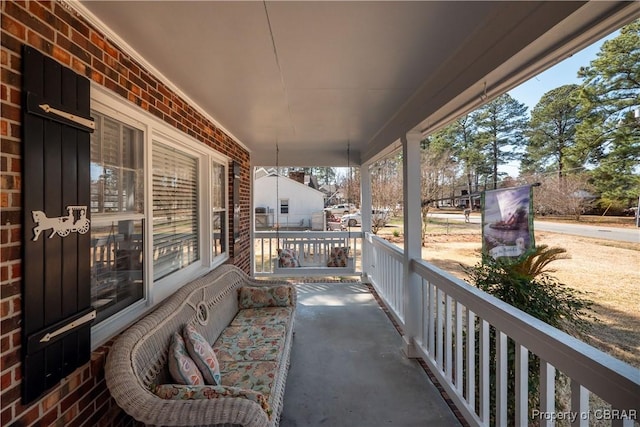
[90,112,144,214]
[91,220,144,323]
[212,162,225,210]
[212,161,226,259]
[153,143,199,281]
[212,210,226,257]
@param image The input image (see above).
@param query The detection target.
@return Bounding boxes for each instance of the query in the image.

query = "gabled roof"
[255,174,325,196]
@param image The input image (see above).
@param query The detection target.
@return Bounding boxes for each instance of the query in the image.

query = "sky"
[500,31,617,176]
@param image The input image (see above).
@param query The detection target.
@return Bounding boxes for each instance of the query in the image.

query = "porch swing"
[272,143,356,276]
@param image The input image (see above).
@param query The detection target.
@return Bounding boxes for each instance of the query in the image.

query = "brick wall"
[1,1,252,425]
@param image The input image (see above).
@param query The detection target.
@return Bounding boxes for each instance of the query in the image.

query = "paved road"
[427,213,640,243]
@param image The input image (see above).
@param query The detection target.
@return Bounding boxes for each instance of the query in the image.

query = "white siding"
[254,175,325,228]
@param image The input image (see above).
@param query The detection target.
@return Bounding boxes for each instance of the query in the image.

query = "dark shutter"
[21,46,95,404]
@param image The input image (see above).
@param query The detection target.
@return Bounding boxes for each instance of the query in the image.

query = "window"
[152,143,199,281]
[90,111,145,323]
[280,199,289,214]
[90,86,229,345]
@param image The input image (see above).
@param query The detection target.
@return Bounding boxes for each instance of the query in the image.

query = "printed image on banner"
[482,185,534,259]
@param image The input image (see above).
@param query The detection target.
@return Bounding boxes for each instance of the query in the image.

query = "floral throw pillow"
[238,285,293,309]
[327,246,349,267]
[183,324,222,385]
[168,332,203,385]
[277,248,300,268]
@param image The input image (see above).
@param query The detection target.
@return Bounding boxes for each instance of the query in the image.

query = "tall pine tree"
[475,93,528,189]
[576,20,640,207]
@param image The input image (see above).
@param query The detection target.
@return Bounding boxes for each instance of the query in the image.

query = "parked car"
[340,209,390,228]
[324,203,357,215]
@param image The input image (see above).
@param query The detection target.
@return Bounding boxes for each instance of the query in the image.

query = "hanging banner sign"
[481,185,535,259]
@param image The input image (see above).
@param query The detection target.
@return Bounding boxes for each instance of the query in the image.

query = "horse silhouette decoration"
[32,206,90,241]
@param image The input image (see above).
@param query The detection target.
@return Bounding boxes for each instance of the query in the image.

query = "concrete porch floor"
[280,282,463,427]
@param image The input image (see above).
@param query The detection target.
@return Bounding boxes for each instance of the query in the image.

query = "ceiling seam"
[263,1,296,138]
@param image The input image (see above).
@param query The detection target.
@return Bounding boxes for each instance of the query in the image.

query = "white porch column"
[360,164,372,234]
[402,131,422,358]
[360,164,372,282]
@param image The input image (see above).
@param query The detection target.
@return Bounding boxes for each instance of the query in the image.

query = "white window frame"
[280,198,289,214]
[90,84,229,347]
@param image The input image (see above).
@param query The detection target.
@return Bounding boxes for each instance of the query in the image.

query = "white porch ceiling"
[78,1,639,166]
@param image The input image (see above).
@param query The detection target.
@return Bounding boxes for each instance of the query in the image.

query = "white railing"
[253,230,362,277]
[364,233,405,326]
[362,235,640,427]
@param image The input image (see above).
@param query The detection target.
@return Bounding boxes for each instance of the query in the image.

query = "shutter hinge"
[40,310,96,343]
[38,104,96,130]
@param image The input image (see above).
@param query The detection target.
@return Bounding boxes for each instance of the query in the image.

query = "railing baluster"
[428,282,436,358]
[466,309,476,410]
[539,359,555,427]
[445,295,453,381]
[436,288,444,371]
[570,380,589,427]
[515,344,528,427]
[480,319,490,425]
[455,301,463,393]
[418,278,425,346]
[612,407,636,427]
[496,331,508,427]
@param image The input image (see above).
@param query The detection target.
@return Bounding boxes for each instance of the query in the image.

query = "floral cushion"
[327,246,349,267]
[277,248,300,267]
[231,307,294,326]
[238,285,294,309]
[183,324,222,385]
[168,332,203,385]
[213,324,285,362]
[153,384,272,418]
[219,360,277,397]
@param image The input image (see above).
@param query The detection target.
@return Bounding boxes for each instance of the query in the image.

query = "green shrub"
[465,245,595,334]
[464,245,596,424]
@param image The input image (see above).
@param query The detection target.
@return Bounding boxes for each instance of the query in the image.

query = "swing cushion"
[238,285,295,309]
[277,248,300,268]
[327,247,349,267]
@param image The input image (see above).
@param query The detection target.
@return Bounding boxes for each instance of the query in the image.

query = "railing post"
[401,131,422,358]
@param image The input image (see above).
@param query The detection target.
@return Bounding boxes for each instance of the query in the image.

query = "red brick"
[1,407,12,426]
[15,403,39,426]
[41,407,59,426]
[42,389,61,412]
[0,299,9,317]
[1,13,27,40]
[27,29,54,55]
[11,157,20,172]
[52,45,71,65]
[1,383,20,411]
[71,57,87,75]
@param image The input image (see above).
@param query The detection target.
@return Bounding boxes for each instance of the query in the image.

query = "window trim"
[280,198,289,214]
[90,84,229,348]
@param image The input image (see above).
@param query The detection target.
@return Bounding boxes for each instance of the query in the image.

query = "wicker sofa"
[105,265,296,427]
